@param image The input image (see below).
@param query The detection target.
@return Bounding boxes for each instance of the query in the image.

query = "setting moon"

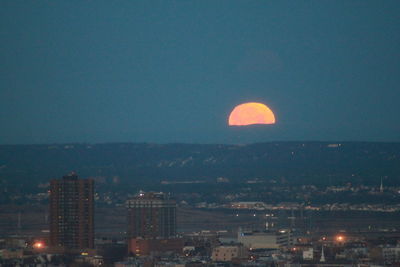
[228,102,276,126]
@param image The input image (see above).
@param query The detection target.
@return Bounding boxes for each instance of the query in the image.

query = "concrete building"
[238,230,278,249]
[127,192,177,255]
[238,229,295,249]
[382,245,400,264]
[127,192,176,239]
[128,238,184,256]
[303,248,314,260]
[276,229,295,247]
[49,172,94,250]
[211,245,248,262]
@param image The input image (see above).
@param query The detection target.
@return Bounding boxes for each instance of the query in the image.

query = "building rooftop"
[62,172,78,180]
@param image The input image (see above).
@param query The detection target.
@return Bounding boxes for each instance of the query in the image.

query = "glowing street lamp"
[33,241,44,249]
[336,235,345,242]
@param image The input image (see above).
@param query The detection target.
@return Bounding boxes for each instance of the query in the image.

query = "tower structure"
[320,245,326,262]
[49,172,94,250]
[127,191,176,239]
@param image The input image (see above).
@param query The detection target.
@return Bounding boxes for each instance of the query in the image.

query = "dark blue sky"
[1,1,399,144]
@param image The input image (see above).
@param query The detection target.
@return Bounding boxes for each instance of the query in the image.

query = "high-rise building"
[127,192,176,239]
[49,172,94,250]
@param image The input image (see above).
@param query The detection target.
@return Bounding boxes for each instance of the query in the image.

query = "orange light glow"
[336,235,345,242]
[228,102,276,126]
[33,242,44,249]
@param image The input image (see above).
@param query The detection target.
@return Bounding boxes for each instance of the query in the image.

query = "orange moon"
[228,102,276,126]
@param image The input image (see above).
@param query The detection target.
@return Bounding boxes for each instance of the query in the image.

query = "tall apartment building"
[127,192,176,239]
[49,172,94,250]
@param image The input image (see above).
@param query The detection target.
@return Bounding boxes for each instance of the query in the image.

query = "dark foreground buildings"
[49,172,94,250]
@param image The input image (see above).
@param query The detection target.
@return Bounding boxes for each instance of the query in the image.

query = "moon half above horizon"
[228,102,276,126]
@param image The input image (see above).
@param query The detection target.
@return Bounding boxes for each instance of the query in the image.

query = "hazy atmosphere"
[1,1,399,144]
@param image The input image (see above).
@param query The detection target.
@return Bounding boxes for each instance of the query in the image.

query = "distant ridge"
[0,142,399,192]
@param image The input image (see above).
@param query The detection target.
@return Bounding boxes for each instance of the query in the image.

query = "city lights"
[33,242,44,249]
[336,235,345,242]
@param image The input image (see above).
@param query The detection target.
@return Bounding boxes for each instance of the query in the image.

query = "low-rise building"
[382,245,400,265]
[129,238,184,256]
[302,248,313,260]
[238,229,296,249]
[211,245,247,262]
[238,230,278,249]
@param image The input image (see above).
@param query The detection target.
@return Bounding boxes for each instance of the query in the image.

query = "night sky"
[1,1,399,144]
